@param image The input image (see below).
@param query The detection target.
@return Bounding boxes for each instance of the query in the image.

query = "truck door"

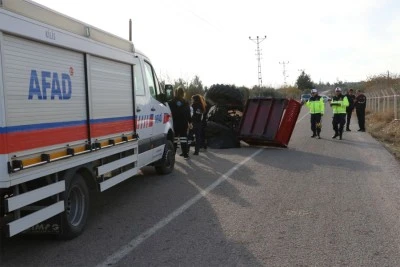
[134,61,153,167]
[142,61,168,161]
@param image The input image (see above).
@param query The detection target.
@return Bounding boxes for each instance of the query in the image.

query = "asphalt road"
[2,105,400,266]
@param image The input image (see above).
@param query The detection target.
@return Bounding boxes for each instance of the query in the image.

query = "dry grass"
[366,111,400,160]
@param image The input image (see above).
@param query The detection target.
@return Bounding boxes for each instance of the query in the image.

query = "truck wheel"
[155,140,175,175]
[205,121,231,137]
[59,174,89,239]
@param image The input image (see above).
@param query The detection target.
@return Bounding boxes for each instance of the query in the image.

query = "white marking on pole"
[96,149,263,267]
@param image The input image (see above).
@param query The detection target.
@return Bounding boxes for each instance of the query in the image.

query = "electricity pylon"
[249,35,267,87]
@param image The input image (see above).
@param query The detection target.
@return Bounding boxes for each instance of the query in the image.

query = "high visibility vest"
[306,96,324,114]
[331,94,349,114]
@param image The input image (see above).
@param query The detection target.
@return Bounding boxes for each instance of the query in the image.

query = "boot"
[181,142,189,159]
[317,129,321,139]
[311,133,317,138]
[332,132,339,139]
[339,130,343,140]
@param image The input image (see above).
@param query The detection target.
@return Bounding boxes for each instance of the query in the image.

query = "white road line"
[97,110,308,267]
[96,149,263,267]
[297,112,309,124]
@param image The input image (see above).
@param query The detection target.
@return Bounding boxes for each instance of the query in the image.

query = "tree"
[277,86,302,99]
[296,71,314,91]
[173,78,187,89]
[249,86,283,98]
[187,75,204,99]
[237,86,250,102]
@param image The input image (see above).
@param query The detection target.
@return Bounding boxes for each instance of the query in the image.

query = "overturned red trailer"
[238,98,302,147]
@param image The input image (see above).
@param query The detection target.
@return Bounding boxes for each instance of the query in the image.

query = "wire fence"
[365,88,400,121]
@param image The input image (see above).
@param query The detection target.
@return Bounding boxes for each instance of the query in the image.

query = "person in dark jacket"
[354,89,367,132]
[201,101,211,150]
[168,87,192,159]
[345,88,356,131]
[191,94,206,155]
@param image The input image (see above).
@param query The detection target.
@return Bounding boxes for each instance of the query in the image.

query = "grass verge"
[366,111,400,161]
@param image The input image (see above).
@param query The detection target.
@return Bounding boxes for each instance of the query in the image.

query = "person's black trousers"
[193,122,202,153]
[173,128,189,156]
[310,113,322,135]
[356,108,366,130]
[346,108,354,130]
[332,114,346,135]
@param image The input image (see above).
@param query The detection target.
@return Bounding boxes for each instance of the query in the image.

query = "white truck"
[0,0,176,238]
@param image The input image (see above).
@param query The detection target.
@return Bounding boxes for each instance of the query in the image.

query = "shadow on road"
[253,147,381,173]
[0,148,264,267]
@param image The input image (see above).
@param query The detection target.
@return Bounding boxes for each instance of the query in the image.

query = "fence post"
[391,88,398,120]
[370,93,374,113]
[387,89,391,114]
[376,92,381,112]
[383,90,387,113]
[385,89,390,113]
[372,93,375,113]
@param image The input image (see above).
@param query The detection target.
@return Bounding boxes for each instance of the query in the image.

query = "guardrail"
[365,88,400,121]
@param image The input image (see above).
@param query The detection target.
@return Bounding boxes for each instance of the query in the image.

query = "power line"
[249,35,267,87]
[279,61,289,86]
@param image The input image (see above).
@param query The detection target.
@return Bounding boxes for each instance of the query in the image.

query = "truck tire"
[155,140,175,175]
[205,121,241,149]
[205,121,231,137]
[205,84,244,107]
[59,174,89,239]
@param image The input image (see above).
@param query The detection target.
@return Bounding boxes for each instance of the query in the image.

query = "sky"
[32,0,400,88]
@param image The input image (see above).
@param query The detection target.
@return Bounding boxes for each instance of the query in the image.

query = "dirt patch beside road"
[366,112,400,161]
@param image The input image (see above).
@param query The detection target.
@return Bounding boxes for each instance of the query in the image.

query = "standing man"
[345,88,356,131]
[168,86,192,159]
[305,88,324,139]
[330,87,349,140]
[354,89,367,132]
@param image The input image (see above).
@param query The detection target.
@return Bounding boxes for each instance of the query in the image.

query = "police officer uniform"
[305,89,324,139]
[330,87,349,140]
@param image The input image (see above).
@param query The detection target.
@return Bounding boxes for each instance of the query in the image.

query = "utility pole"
[249,35,267,88]
[279,61,289,86]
